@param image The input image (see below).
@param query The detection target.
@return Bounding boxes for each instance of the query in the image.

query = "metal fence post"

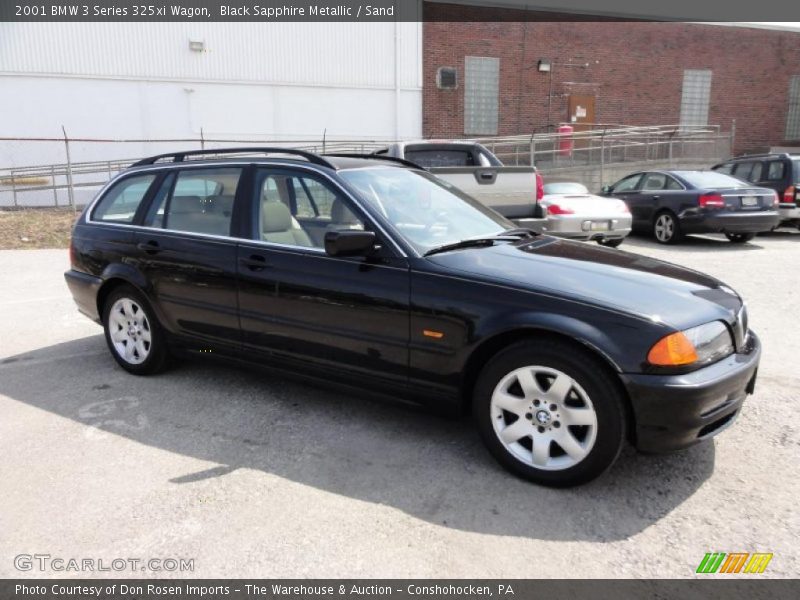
[530,134,536,167]
[11,169,18,208]
[51,165,58,206]
[62,126,75,212]
[600,130,606,189]
[200,127,205,150]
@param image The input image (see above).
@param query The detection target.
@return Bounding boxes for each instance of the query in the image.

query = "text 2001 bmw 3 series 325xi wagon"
[65,148,760,487]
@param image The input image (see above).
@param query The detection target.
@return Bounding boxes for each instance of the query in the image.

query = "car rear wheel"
[473,340,626,487]
[653,211,682,244]
[102,285,169,375]
[598,238,624,248]
[725,232,755,244]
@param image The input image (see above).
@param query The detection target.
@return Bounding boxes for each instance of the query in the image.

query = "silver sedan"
[539,182,632,247]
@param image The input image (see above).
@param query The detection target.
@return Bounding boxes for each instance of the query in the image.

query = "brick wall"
[423,3,800,154]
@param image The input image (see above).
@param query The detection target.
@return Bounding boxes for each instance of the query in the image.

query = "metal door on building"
[567,95,595,148]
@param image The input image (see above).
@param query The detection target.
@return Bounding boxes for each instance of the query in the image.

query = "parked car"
[602,170,780,244]
[539,182,632,247]
[375,141,544,219]
[65,148,760,487]
[712,153,800,227]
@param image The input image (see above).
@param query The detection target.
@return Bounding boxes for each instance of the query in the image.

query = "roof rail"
[323,153,423,170]
[131,147,336,169]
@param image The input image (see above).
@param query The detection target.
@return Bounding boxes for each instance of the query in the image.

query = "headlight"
[647,321,734,367]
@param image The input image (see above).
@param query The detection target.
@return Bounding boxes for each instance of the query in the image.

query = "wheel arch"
[460,326,636,443]
[96,264,151,319]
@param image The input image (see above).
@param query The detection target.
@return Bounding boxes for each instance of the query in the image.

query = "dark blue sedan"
[602,170,781,244]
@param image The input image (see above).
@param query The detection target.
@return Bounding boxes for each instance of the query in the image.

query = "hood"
[426,237,741,330]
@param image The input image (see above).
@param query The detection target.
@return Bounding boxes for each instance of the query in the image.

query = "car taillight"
[784,185,795,203]
[616,200,630,213]
[69,240,76,267]
[772,191,780,207]
[547,204,574,215]
[535,171,544,202]
[699,193,724,208]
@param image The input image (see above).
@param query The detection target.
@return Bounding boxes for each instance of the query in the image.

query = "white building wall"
[0,22,423,167]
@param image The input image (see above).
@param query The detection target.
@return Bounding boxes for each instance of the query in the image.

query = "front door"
[236,166,411,390]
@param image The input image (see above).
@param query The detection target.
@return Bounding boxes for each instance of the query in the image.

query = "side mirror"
[324,230,377,257]
[601,185,611,195]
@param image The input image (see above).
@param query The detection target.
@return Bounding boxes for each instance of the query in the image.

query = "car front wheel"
[474,340,626,487]
[725,232,755,243]
[102,285,169,375]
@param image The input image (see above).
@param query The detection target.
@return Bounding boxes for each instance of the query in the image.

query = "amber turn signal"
[647,331,698,366]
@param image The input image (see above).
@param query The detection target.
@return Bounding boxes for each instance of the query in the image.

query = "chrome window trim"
[84,160,412,258]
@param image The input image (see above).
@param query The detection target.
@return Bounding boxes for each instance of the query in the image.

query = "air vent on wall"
[437,67,458,90]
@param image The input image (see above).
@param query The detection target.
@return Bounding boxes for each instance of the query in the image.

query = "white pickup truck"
[375,141,543,219]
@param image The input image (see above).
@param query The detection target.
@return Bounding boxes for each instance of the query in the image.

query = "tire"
[473,339,626,487]
[598,238,624,248]
[725,232,755,244]
[102,284,169,375]
[653,211,682,244]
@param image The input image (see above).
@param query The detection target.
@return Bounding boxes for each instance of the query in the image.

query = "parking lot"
[1,231,798,579]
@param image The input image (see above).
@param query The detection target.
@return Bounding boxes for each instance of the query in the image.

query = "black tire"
[102,284,169,375]
[473,339,626,487]
[598,238,624,248]
[652,211,682,244]
[725,232,755,244]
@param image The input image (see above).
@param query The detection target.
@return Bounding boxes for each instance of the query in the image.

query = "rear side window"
[642,173,667,190]
[144,168,242,236]
[92,174,156,223]
[733,162,755,181]
[766,161,786,181]
[405,149,475,167]
[714,163,734,175]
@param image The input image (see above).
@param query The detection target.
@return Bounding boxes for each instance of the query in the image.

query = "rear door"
[236,165,411,390]
[134,166,245,349]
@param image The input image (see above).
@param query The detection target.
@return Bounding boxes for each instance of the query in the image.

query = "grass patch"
[0,208,79,249]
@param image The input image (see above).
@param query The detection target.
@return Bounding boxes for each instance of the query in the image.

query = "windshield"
[676,171,751,189]
[544,182,589,195]
[339,167,511,254]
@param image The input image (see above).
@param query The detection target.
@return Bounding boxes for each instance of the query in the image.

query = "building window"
[785,76,800,140]
[679,69,712,129]
[464,56,499,135]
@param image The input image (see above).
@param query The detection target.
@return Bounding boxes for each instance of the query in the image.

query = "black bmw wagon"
[65,148,760,487]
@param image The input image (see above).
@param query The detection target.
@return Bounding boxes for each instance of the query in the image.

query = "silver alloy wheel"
[490,365,598,471]
[654,214,675,242]
[108,297,152,365]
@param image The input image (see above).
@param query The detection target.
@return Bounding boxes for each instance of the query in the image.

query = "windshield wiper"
[497,227,540,238]
[423,238,497,257]
[423,228,539,257]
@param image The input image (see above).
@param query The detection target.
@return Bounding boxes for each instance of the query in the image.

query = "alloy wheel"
[654,214,675,243]
[490,365,598,471]
[107,297,152,365]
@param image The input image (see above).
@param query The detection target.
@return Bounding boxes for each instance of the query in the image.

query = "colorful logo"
[696,552,773,574]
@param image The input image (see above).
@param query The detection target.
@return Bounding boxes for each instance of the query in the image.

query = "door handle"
[136,241,160,253]
[479,172,494,179]
[239,254,271,271]
[652,195,661,200]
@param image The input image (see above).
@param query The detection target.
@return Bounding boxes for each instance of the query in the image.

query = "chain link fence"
[0,125,732,209]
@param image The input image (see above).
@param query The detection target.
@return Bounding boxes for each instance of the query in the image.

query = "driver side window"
[255,169,365,249]
[612,174,643,193]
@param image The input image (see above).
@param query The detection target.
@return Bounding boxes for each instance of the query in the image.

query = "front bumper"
[621,332,760,453]
[64,269,102,323]
[543,214,632,241]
